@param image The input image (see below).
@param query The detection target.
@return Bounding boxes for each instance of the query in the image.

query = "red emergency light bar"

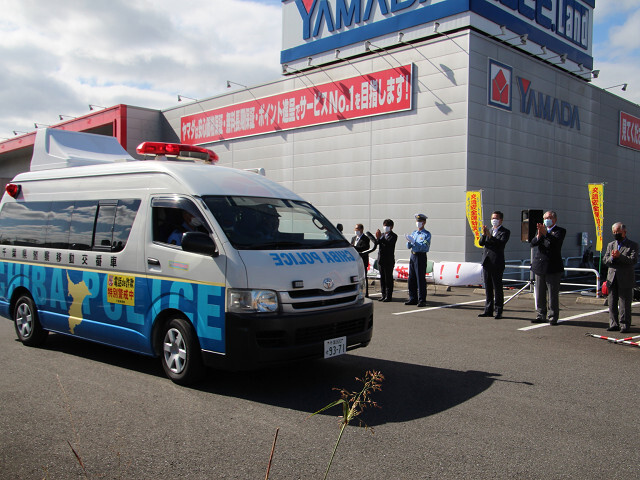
[136,142,219,164]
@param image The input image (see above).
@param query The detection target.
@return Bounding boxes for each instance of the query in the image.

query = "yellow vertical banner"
[588,183,604,251]
[465,191,483,248]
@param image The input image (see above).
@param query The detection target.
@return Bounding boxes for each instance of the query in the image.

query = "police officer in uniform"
[405,213,431,307]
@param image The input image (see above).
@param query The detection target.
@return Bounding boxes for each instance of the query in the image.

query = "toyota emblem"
[322,277,334,290]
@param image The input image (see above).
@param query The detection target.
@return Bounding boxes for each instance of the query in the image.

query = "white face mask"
[543,218,553,228]
[416,222,424,229]
[384,226,391,233]
[491,219,500,227]
[354,231,360,237]
[190,217,203,227]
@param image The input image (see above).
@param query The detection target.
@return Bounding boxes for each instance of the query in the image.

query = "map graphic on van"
[67,271,91,334]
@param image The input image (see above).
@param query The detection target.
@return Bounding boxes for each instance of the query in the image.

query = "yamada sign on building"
[487,59,581,130]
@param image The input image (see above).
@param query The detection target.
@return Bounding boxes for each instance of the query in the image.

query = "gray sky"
[1,0,638,139]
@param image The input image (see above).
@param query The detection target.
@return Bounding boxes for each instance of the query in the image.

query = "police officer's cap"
[414,213,427,221]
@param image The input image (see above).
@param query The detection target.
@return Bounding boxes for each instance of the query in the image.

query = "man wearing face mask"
[478,211,511,319]
[351,224,371,297]
[168,210,206,246]
[405,213,431,307]
[375,219,398,302]
[530,210,566,324]
[603,222,638,333]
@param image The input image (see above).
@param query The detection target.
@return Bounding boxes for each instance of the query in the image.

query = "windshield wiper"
[318,238,350,247]
[244,241,303,250]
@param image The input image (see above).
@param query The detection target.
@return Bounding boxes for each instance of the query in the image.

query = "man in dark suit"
[478,211,511,319]
[375,219,398,302]
[351,224,371,297]
[603,222,638,333]
[530,210,566,325]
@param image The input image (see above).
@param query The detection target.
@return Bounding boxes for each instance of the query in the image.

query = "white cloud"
[593,0,639,22]
[608,8,640,51]
[0,0,282,136]
[589,1,640,104]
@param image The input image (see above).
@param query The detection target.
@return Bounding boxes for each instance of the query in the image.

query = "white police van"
[0,129,373,384]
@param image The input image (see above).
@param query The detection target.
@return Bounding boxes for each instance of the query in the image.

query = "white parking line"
[518,301,640,331]
[392,298,486,316]
[390,297,640,332]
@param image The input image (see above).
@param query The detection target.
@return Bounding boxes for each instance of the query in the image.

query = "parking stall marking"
[518,301,640,331]
[392,299,486,316]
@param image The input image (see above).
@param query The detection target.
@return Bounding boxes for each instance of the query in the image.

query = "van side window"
[113,200,141,252]
[69,201,98,251]
[94,202,117,251]
[151,197,209,246]
[0,201,50,246]
[0,199,140,252]
[45,201,73,249]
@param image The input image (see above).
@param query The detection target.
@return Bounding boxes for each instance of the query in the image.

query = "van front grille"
[254,317,368,349]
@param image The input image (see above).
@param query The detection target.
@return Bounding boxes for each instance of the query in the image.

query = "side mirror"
[181,232,219,257]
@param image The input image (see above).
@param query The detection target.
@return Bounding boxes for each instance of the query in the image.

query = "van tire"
[14,295,48,347]
[160,317,205,385]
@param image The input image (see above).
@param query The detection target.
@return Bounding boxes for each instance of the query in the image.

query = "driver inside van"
[168,210,205,246]
[256,205,280,242]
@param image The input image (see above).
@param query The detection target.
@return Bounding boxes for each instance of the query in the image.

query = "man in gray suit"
[531,210,566,325]
[603,222,638,333]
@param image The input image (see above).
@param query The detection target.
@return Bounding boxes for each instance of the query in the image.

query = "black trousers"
[482,265,505,315]
[361,256,369,296]
[379,260,395,299]
[408,252,427,302]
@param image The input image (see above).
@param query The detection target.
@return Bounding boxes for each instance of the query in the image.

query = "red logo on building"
[488,59,512,111]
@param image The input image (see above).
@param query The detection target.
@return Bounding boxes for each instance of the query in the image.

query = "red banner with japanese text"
[588,183,604,251]
[465,191,483,249]
[180,64,413,144]
[619,111,640,152]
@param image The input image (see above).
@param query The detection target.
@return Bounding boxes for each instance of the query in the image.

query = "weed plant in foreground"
[310,370,385,480]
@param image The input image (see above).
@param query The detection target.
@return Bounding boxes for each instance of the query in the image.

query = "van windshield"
[203,196,349,250]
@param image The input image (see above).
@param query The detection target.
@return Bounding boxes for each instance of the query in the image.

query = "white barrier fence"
[367,259,483,286]
[374,258,602,295]
[504,264,602,297]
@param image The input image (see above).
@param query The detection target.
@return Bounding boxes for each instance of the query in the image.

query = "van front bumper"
[202,299,373,370]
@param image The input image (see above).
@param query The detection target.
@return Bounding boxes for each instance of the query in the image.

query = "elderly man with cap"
[405,213,431,307]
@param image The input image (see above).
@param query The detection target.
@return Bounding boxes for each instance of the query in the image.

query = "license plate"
[324,336,347,359]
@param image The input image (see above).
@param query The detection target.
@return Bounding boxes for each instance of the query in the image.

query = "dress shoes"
[378,297,386,302]
[494,313,503,319]
[477,313,492,318]
[620,326,629,333]
[531,317,545,323]
[606,325,620,332]
[382,297,392,302]
[405,300,417,306]
[549,320,558,325]
[417,301,427,307]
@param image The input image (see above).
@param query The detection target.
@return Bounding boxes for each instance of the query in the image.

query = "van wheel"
[161,317,204,385]
[14,295,48,347]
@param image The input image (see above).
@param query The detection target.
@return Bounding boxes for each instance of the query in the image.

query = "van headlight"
[357,277,366,302]
[227,289,279,313]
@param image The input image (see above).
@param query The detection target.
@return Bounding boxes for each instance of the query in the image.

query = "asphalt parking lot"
[1,283,638,479]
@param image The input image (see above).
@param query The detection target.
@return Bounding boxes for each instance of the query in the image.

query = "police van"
[0,129,373,384]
